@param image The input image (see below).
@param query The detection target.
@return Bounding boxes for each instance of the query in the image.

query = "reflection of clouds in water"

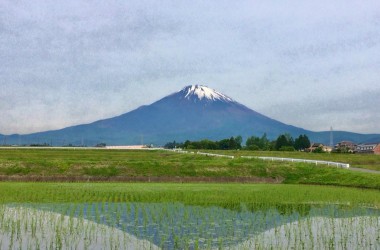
[1,203,379,249]
[238,216,380,249]
[0,206,158,250]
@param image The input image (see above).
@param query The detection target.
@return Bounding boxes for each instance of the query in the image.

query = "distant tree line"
[274,134,311,151]
[164,136,243,150]
[164,133,311,151]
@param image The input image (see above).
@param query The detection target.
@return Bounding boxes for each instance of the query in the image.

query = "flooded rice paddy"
[1,202,379,249]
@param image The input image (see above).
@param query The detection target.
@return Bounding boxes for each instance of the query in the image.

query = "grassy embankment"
[207,149,380,171]
[0,148,379,189]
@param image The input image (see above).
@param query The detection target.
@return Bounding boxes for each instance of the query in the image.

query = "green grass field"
[0,148,380,189]
[1,182,380,208]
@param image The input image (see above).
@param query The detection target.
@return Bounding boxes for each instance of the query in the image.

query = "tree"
[199,139,217,149]
[260,133,271,150]
[245,133,271,150]
[275,134,294,151]
[164,141,183,149]
[284,133,294,147]
[218,139,230,150]
[175,136,242,150]
[235,136,242,148]
[275,135,288,150]
[246,135,260,150]
[294,134,311,151]
[184,140,191,148]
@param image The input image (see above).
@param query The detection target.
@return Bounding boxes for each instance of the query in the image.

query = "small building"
[334,141,357,153]
[322,145,333,153]
[307,143,332,152]
[356,143,380,155]
[309,143,323,152]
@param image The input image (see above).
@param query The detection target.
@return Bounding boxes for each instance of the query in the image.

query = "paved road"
[349,167,380,174]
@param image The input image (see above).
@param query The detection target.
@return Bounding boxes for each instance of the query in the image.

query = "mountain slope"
[2,85,380,146]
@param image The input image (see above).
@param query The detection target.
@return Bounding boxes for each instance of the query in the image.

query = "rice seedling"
[0,182,379,248]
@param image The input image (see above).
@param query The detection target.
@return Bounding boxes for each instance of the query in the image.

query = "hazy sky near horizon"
[1,0,380,135]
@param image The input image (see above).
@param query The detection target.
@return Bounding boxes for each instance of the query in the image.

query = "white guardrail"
[163,149,234,158]
[163,149,349,168]
[161,149,194,154]
[196,151,235,159]
[241,156,350,169]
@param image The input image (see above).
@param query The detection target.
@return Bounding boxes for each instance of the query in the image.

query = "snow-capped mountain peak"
[180,85,234,102]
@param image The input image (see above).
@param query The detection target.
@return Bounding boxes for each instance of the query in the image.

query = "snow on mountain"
[3,84,380,146]
[180,85,235,102]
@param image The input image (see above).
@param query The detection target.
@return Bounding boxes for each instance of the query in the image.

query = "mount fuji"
[2,85,380,146]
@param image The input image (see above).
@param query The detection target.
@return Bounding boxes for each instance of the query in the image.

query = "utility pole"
[330,126,333,148]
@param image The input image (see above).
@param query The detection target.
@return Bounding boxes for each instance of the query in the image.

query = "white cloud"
[0,0,379,134]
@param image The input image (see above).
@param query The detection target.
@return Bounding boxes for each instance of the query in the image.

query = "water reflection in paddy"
[1,202,379,249]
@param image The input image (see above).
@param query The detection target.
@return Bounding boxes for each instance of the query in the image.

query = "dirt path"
[0,175,284,183]
[349,167,380,174]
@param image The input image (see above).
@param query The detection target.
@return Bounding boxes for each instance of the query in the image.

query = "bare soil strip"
[349,167,380,174]
[0,175,283,183]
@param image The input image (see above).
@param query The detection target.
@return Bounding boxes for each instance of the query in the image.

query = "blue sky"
[1,0,379,135]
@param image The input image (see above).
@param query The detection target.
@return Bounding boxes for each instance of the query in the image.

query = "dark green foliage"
[294,134,311,151]
[246,133,270,150]
[185,139,218,150]
[275,135,288,150]
[228,136,240,150]
[275,134,294,150]
[164,141,184,149]
[313,147,325,153]
[30,143,51,147]
[168,136,242,150]
[235,136,243,146]
[218,138,230,150]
